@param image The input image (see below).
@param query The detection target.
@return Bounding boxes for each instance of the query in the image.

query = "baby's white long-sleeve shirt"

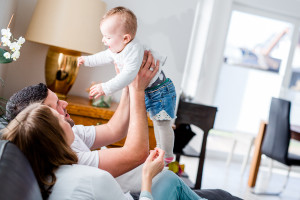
[83,39,166,96]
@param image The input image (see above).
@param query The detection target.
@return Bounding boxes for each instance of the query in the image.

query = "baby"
[78,6,176,164]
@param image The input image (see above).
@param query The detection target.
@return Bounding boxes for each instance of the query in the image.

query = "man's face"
[43,89,75,127]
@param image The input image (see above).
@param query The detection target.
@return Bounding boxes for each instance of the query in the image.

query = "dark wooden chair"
[174,96,217,189]
[253,97,300,195]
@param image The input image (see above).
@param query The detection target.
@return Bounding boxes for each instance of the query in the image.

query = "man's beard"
[66,118,75,127]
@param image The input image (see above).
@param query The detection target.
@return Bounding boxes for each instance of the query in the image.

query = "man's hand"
[130,50,159,91]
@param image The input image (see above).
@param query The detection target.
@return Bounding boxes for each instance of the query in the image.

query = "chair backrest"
[174,96,217,189]
[261,97,291,165]
[175,98,217,135]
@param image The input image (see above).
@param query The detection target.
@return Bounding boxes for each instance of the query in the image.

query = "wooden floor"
[180,155,300,200]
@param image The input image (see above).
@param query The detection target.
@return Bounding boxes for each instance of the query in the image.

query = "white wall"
[1,0,198,101]
[181,0,233,105]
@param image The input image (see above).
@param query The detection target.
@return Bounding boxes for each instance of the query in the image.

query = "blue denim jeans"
[152,170,205,200]
[145,79,176,120]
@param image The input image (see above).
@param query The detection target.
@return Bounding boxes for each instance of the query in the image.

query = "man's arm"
[91,86,130,149]
[96,51,159,177]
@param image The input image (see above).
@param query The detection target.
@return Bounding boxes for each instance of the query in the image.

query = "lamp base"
[45,46,81,99]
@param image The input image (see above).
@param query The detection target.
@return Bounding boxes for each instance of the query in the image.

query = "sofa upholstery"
[0,140,42,200]
[0,140,242,200]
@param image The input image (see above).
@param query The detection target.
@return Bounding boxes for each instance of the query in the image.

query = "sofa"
[0,139,242,200]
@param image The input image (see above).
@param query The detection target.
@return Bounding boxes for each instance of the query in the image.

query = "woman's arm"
[96,51,160,177]
[140,148,165,200]
[141,148,165,193]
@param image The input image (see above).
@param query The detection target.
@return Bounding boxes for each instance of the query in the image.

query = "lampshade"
[25,0,106,54]
[25,0,107,99]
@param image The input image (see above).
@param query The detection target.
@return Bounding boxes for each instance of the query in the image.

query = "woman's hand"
[130,50,159,92]
[143,148,165,180]
[141,148,165,193]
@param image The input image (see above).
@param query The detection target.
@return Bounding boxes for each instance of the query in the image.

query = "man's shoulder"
[72,124,94,133]
[71,125,96,149]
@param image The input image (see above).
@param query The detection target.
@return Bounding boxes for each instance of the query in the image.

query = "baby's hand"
[89,83,105,99]
[77,56,85,67]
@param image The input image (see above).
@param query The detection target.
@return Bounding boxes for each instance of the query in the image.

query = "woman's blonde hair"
[1,103,78,198]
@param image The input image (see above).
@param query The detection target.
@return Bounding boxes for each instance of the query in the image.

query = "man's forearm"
[92,88,130,148]
[106,87,130,139]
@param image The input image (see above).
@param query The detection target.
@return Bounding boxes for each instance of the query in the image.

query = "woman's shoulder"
[49,165,111,199]
[50,165,127,200]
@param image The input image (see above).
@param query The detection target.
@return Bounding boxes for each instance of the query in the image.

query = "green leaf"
[0,48,13,63]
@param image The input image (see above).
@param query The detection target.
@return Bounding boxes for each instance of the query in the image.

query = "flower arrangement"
[0,15,25,64]
[0,15,25,121]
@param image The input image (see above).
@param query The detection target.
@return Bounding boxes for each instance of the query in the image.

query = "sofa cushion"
[0,140,42,200]
[0,137,242,200]
[194,189,242,200]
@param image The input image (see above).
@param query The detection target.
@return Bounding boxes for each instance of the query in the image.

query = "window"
[224,11,292,73]
[289,30,300,91]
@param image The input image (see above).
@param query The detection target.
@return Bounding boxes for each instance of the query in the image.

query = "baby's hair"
[101,6,137,39]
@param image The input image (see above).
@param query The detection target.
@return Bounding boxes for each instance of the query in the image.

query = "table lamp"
[25,0,106,99]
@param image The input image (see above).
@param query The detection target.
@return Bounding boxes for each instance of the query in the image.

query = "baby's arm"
[78,49,114,67]
[102,48,144,95]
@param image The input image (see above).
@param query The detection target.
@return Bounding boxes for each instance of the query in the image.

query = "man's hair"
[6,83,48,122]
[101,6,137,39]
[1,103,78,198]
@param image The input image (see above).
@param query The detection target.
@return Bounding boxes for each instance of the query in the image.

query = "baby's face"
[100,15,127,53]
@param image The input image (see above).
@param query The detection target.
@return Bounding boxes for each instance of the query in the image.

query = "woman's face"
[51,108,75,145]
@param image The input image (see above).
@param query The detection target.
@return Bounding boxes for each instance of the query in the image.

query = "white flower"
[1,28,11,39]
[1,27,25,63]
[17,36,25,45]
[1,37,11,47]
[3,52,11,59]
[11,50,20,61]
[9,42,21,52]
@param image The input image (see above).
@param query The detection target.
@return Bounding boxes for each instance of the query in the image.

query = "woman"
[2,103,204,200]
